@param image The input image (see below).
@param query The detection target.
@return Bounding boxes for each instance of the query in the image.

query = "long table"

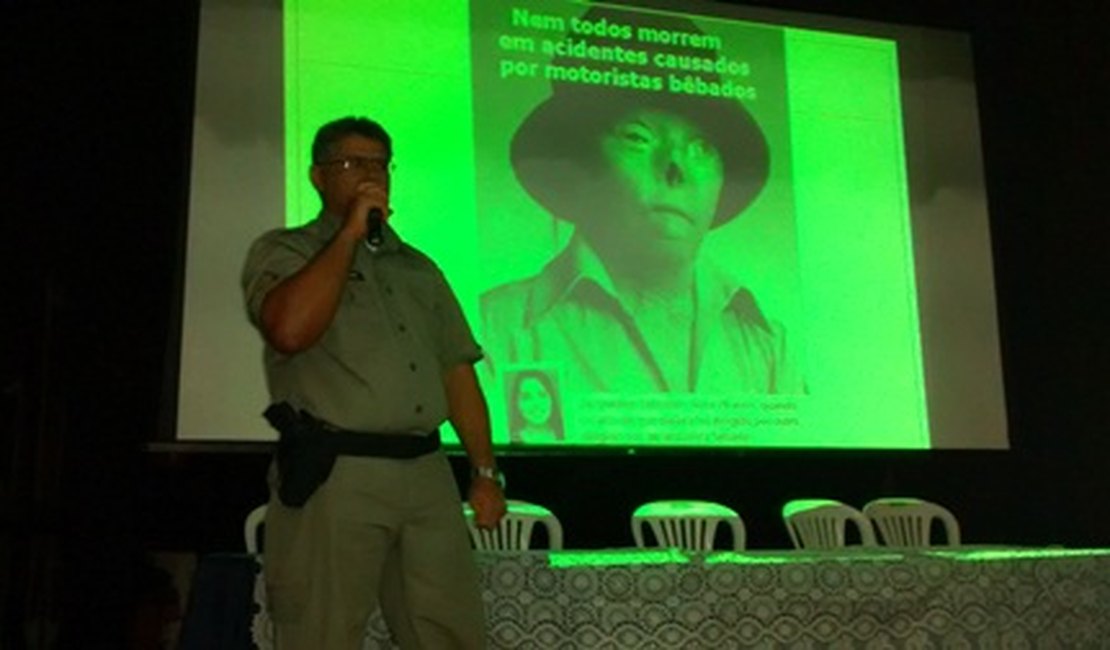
[179,547,1110,648]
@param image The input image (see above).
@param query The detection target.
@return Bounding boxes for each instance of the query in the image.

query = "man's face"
[582,109,724,265]
[310,134,391,217]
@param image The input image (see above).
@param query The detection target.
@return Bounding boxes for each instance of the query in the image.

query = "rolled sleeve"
[241,230,310,329]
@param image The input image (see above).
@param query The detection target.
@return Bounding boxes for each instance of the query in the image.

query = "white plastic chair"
[863,497,961,547]
[244,504,267,554]
[782,499,876,550]
[631,500,746,551]
[463,499,564,550]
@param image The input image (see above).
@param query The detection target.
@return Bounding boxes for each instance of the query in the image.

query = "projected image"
[473,3,803,402]
[505,368,565,444]
[184,0,1010,449]
[462,1,837,447]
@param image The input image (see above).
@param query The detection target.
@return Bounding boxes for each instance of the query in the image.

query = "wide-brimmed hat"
[510,6,770,228]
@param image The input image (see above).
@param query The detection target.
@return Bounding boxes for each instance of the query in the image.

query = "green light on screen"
[283,0,929,451]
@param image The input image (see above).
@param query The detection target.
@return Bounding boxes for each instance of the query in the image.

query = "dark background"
[3,0,1108,646]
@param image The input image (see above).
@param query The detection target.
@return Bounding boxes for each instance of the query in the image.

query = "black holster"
[262,403,441,508]
[264,403,336,508]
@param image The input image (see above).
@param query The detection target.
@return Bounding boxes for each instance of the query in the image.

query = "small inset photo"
[503,368,565,444]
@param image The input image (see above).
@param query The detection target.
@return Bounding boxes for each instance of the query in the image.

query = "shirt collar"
[526,235,618,324]
[526,235,771,333]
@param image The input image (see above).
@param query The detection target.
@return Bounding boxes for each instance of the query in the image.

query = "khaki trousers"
[263,451,485,649]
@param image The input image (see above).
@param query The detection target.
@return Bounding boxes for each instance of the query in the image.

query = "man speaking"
[242,116,505,649]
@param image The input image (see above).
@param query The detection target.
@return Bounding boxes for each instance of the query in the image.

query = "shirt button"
[398,323,406,332]
[414,404,423,414]
[409,362,417,372]
[385,286,393,295]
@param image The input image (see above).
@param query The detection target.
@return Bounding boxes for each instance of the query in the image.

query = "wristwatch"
[471,465,506,489]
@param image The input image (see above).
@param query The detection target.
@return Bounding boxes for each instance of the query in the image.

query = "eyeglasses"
[317,156,395,174]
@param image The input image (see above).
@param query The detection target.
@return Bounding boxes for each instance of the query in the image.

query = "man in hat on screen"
[481,7,804,395]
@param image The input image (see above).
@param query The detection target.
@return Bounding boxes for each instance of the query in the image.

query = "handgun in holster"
[263,402,337,507]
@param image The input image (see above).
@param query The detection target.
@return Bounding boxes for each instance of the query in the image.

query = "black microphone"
[367,207,384,247]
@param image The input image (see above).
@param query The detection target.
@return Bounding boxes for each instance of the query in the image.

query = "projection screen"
[176,0,1007,449]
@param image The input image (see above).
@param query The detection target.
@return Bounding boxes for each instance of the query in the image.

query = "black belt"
[263,402,440,507]
[322,427,441,458]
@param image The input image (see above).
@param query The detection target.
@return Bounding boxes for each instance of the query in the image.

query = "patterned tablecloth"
[181,547,1110,649]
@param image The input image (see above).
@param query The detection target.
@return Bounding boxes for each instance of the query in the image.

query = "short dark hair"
[311,116,392,164]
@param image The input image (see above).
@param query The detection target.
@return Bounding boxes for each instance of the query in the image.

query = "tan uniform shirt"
[242,213,481,433]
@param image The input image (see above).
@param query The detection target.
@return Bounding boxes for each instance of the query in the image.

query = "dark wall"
[4,0,1109,646]
[5,3,200,646]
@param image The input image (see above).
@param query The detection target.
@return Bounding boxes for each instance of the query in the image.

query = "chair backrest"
[631,500,746,551]
[463,499,564,550]
[863,497,961,547]
[244,504,267,554]
[782,499,876,550]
